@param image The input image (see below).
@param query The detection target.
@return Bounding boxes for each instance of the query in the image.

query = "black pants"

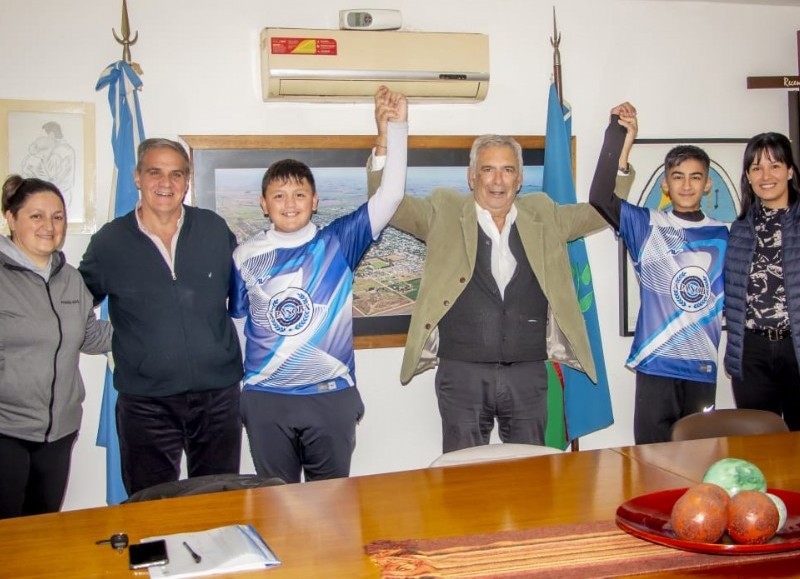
[0,431,77,519]
[241,387,364,484]
[733,331,800,430]
[435,358,548,453]
[116,383,242,495]
[633,372,716,444]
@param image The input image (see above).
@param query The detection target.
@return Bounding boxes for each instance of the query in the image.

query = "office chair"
[124,473,285,503]
[670,408,789,442]
[429,443,564,467]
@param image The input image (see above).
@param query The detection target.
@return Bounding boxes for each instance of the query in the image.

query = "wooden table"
[614,432,800,492]
[1,434,798,578]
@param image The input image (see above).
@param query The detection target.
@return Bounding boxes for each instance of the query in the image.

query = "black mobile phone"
[128,539,169,570]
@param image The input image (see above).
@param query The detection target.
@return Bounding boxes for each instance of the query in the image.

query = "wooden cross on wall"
[746,30,800,166]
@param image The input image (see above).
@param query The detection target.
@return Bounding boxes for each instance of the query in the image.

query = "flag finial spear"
[550,7,563,106]
[112,0,142,73]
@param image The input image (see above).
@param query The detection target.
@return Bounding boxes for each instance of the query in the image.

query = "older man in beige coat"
[368,122,632,452]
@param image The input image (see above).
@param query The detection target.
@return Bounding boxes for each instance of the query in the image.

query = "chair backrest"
[429,443,564,467]
[124,473,285,503]
[670,409,789,442]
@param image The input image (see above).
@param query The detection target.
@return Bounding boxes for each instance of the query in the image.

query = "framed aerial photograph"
[619,138,747,337]
[0,99,96,234]
[181,134,556,348]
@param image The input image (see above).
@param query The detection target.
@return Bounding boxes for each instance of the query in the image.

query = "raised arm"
[373,85,392,158]
[367,86,408,237]
[589,102,638,231]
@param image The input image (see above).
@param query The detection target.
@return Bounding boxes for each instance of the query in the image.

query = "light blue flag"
[542,82,613,442]
[94,61,145,504]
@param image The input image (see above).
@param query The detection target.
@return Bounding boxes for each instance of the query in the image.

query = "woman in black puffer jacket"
[724,133,800,430]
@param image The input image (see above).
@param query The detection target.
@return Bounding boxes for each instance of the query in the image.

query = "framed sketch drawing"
[0,99,96,234]
[181,134,555,349]
[619,138,747,336]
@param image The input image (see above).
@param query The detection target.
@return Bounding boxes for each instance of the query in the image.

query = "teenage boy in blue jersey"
[230,87,408,483]
[590,103,729,444]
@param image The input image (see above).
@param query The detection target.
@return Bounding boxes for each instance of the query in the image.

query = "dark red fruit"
[727,490,779,545]
[670,483,730,543]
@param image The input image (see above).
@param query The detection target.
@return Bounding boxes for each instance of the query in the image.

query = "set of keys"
[95,532,129,552]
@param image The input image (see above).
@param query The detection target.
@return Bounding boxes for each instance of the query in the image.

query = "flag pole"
[550,7,563,107]
[112,0,142,74]
[95,0,147,504]
[550,8,579,452]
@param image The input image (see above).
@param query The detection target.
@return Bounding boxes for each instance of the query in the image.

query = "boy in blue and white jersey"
[230,87,408,483]
[590,103,729,444]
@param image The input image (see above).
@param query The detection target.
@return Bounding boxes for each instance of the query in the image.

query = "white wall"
[2,0,798,511]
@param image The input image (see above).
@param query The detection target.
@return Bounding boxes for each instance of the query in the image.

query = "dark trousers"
[435,358,548,453]
[241,387,364,484]
[0,431,77,519]
[733,331,800,430]
[633,372,716,444]
[116,383,242,495]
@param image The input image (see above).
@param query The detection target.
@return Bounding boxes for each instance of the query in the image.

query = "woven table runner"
[364,520,799,578]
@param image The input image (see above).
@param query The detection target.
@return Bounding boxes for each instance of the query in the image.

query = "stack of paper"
[144,524,280,578]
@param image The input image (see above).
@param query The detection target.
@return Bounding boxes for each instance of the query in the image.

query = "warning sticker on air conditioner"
[271,37,338,55]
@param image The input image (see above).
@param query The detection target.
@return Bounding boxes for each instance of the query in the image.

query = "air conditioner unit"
[260,28,489,102]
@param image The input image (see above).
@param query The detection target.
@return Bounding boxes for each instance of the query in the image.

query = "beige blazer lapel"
[460,199,479,274]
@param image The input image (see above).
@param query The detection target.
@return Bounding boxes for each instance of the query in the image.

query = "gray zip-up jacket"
[0,237,112,442]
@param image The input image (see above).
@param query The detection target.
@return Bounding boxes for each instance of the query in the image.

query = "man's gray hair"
[468,135,524,177]
[136,138,191,175]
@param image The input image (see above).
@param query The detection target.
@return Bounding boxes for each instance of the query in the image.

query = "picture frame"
[619,138,747,337]
[181,134,555,349]
[0,99,96,234]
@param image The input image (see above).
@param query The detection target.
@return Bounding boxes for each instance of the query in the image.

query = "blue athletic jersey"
[230,204,374,395]
[620,203,728,383]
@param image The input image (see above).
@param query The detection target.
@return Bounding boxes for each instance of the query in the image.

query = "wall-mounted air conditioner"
[260,28,489,102]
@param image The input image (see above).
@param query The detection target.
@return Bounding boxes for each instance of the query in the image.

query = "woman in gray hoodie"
[0,175,111,518]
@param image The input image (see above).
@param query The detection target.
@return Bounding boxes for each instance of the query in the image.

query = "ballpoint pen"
[182,541,202,563]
